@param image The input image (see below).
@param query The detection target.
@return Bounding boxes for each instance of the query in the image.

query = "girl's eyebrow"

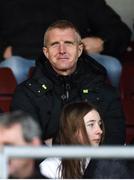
[86,120,95,123]
[86,119,101,124]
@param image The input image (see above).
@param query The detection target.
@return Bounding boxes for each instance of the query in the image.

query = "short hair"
[0,111,41,142]
[43,19,82,47]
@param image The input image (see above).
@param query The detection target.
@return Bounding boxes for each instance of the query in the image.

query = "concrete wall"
[106,0,134,39]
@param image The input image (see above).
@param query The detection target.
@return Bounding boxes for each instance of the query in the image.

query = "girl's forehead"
[83,110,100,122]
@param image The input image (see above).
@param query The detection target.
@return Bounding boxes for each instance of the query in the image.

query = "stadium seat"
[0,67,17,112]
[29,66,35,78]
[120,62,134,144]
[122,41,134,63]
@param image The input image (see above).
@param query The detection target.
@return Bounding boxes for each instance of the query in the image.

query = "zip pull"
[66,84,70,100]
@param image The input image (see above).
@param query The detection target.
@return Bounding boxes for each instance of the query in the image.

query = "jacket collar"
[33,54,106,87]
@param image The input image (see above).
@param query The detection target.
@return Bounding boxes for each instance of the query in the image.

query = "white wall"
[106,0,134,39]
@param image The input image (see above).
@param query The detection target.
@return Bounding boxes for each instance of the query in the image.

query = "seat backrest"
[122,41,134,63]
[0,97,13,112]
[120,62,134,126]
[29,66,35,78]
[126,126,134,144]
[0,67,17,95]
[0,67,17,112]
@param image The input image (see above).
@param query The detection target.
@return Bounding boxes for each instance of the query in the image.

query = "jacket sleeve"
[102,86,126,145]
[83,159,130,179]
[10,84,40,124]
[10,81,54,140]
[86,0,132,57]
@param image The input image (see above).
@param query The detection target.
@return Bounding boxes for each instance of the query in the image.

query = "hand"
[82,37,104,54]
[3,46,12,59]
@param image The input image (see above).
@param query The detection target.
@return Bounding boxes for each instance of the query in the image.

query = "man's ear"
[78,43,83,57]
[43,47,49,59]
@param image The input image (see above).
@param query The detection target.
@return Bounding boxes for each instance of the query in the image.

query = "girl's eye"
[88,123,94,127]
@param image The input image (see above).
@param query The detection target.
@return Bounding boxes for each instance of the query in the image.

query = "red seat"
[0,67,17,112]
[120,62,134,143]
[126,127,134,144]
[29,66,35,78]
[0,97,13,112]
[122,41,134,63]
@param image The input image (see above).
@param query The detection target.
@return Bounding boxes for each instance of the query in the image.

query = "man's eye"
[50,42,59,47]
[65,41,75,46]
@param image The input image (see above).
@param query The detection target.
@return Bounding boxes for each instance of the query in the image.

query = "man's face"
[0,124,33,178]
[43,28,83,75]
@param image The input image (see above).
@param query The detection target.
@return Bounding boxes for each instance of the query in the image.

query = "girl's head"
[59,101,104,146]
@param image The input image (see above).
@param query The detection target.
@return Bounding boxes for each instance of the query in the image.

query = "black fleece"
[11,54,125,144]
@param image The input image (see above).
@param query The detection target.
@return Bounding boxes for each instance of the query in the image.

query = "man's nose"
[59,43,66,54]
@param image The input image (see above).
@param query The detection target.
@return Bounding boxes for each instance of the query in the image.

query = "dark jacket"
[0,0,131,60]
[83,159,130,179]
[11,54,125,145]
[9,160,46,179]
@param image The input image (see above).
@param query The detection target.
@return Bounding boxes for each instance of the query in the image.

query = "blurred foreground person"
[0,111,46,179]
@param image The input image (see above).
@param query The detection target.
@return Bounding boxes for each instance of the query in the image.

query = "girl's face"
[83,109,103,146]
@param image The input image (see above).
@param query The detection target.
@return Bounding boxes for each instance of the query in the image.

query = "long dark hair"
[58,101,104,178]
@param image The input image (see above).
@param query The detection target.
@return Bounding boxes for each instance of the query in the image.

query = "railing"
[0,145,134,178]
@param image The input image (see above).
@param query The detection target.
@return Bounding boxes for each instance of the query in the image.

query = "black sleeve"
[84,159,130,179]
[10,84,42,130]
[102,86,126,145]
[86,0,132,57]
[10,82,53,140]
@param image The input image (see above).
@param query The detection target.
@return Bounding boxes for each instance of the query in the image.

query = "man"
[0,111,46,179]
[0,0,131,86]
[11,20,125,145]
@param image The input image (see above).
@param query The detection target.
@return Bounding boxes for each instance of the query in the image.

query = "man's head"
[0,111,42,178]
[43,20,83,75]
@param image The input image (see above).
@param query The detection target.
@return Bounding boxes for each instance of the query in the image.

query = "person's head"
[59,101,104,146]
[0,111,42,178]
[43,20,83,76]
[59,102,104,178]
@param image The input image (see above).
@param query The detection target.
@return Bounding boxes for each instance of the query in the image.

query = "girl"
[40,102,129,178]
[40,101,104,178]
